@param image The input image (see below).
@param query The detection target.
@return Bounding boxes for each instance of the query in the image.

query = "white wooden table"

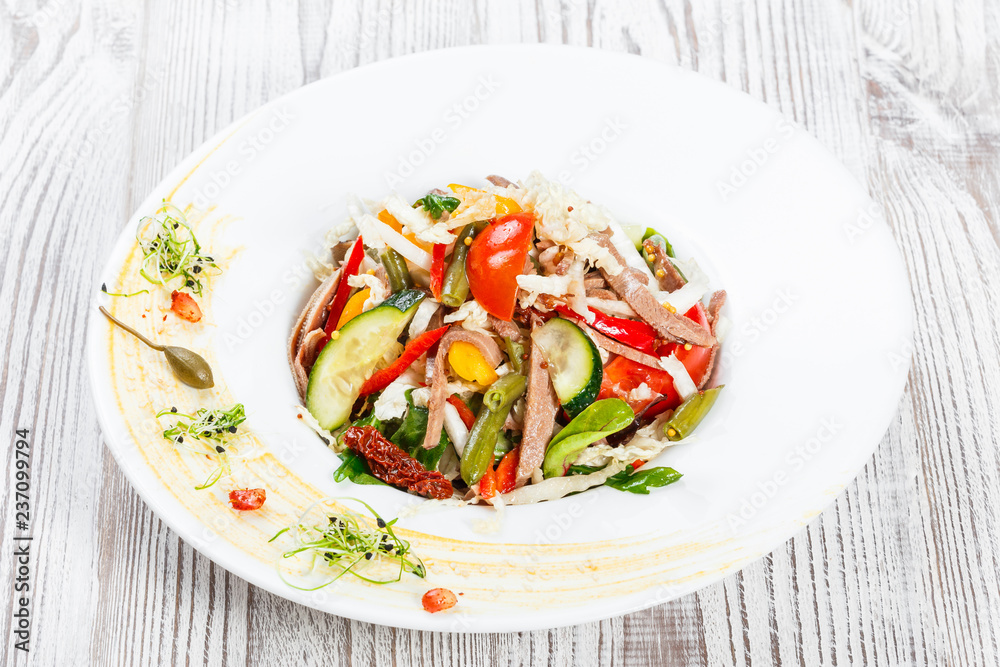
[2,1,998,665]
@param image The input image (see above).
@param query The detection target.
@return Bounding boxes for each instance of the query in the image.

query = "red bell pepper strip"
[555,305,658,354]
[323,236,366,337]
[359,325,449,395]
[429,243,447,300]
[446,395,476,429]
[479,456,497,499]
[495,446,520,494]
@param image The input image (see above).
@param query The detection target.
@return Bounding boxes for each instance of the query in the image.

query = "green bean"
[665,386,723,441]
[641,228,675,258]
[493,429,513,459]
[439,222,485,307]
[504,337,525,374]
[380,247,413,293]
[460,373,526,484]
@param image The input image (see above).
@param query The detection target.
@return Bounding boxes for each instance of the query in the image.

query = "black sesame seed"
[377,518,386,528]
[320,436,331,445]
[228,426,237,433]
[215,445,225,453]
[193,265,202,273]
[364,552,373,560]
[186,280,194,287]
[101,283,107,292]
[177,436,184,443]
[170,407,177,413]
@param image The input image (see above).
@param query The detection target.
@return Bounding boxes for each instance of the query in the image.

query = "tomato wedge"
[466,212,534,321]
[598,303,713,412]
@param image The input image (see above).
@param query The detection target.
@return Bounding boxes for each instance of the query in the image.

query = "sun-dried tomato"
[229,487,266,510]
[341,426,453,500]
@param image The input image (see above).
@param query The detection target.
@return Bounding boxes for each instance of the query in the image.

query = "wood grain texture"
[1,0,996,665]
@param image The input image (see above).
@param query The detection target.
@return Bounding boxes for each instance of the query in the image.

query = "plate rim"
[86,43,913,632]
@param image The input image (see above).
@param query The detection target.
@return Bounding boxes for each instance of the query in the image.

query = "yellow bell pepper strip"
[378,210,435,252]
[335,288,370,330]
[448,183,522,215]
[448,341,500,384]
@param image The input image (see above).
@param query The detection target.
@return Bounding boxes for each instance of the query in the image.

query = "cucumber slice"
[532,317,602,417]
[306,289,424,430]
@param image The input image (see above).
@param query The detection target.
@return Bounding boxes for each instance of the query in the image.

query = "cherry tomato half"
[598,303,713,412]
[466,212,534,321]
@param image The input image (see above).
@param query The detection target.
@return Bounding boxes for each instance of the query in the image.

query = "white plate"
[88,45,911,632]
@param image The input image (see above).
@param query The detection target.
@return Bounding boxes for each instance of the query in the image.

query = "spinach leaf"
[333,450,387,486]
[543,399,635,477]
[605,465,682,494]
[387,389,449,471]
[568,463,682,494]
[414,192,461,220]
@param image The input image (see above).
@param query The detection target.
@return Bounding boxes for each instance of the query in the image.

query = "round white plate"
[88,45,911,632]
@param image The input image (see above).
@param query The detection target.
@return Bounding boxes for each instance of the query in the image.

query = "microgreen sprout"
[269,498,425,591]
[137,201,220,295]
[156,403,246,489]
[100,283,149,298]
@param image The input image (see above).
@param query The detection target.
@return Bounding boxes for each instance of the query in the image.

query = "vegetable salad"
[289,172,726,505]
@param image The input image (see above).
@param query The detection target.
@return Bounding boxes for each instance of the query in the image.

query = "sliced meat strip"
[489,314,523,341]
[287,269,341,398]
[486,174,516,188]
[643,240,686,292]
[422,329,504,451]
[515,316,560,487]
[504,413,523,431]
[707,290,727,328]
[331,241,354,266]
[590,232,715,347]
[699,290,728,389]
[580,324,663,368]
[585,288,618,300]
[584,276,608,289]
[292,329,327,398]
[299,269,342,337]
[423,306,446,385]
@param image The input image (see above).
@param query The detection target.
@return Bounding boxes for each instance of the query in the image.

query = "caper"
[99,306,214,389]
